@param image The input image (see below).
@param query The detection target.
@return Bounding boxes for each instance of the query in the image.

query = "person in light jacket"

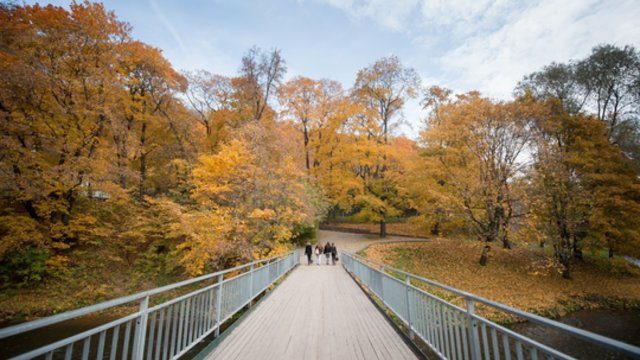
[315,243,323,265]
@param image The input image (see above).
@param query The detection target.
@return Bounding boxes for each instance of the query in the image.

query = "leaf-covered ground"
[363,239,640,322]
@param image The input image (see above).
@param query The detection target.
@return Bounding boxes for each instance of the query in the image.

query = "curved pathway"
[204,231,423,360]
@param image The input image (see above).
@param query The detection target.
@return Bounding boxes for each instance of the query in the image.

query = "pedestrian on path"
[305,242,313,265]
[331,242,337,265]
[324,242,331,265]
[315,243,323,265]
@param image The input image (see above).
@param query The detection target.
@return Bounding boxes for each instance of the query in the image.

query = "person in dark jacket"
[330,242,337,265]
[323,242,331,265]
[304,242,313,265]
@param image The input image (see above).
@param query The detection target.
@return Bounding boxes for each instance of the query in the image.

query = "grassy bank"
[362,239,640,323]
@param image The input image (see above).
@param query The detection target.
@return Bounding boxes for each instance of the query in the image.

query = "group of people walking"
[304,242,338,265]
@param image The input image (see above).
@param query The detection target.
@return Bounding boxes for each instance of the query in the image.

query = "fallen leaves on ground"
[364,239,640,322]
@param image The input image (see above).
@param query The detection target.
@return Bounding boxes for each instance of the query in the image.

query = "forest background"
[1,1,639,322]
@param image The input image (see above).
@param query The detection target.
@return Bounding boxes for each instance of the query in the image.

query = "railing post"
[466,297,481,360]
[132,295,149,360]
[405,276,415,341]
[248,264,254,308]
[214,274,223,337]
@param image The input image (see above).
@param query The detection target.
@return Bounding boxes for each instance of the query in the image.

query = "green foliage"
[0,247,53,287]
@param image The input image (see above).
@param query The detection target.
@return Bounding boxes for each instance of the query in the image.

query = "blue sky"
[26,0,640,136]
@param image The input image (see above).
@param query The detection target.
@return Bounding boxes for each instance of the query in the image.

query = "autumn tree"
[181,123,323,275]
[118,40,187,199]
[419,92,535,264]
[184,70,234,139]
[518,44,640,173]
[278,76,343,175]
[349,55,420,237]
[0,2,130,272]
[0,2,196,286]
[528,100,640,278]
[237,46,286,123]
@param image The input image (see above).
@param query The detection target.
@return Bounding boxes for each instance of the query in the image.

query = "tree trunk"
[609,247,614,258]
[379,219,386,238]
[479,245,490,266]
[138,122,147,200]
[430,221,440,236]
[303,124,310,174]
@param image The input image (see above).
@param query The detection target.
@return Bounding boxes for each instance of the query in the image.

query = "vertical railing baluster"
[491,327,500,360]
[447,307,456,358]
[183,298,192,348]
[207,287,215,331]
[146,311,157,360]
[515,340,524,360]
[132,296,150,360]
[176,301,185,353]
[466,298,481,360]
[97,330,106,360]
[481,322,490,359]
[503,334,511,360]
[442,304,451,359]
[163,305,172,360]
[123,320,132,360]
[82,337,90,360]
[65,343,73,360]
[454,311,463,360]
[155,308,164,360]
[110,325,120,360]
[405,276,414,341]
[171,303,179,358]
[249,264,255,307]
[215,274,223,337]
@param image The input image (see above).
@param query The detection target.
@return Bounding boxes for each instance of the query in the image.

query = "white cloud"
[321,0,640,99]
[440,0,640,98]
[320,0,420,31]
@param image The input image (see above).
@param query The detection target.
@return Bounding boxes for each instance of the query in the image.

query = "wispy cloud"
[318,0,640,98]
[148,0,189,56]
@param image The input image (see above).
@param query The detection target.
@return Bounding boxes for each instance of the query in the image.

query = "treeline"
[0,2,325,286]
[1,1,639,290]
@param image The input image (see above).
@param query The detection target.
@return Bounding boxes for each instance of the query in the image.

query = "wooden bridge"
[205,250,417,359]
[2,231,640,360]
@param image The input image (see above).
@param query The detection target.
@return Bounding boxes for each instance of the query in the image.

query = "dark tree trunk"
[138,122,147,200]
[379,219,386,238]
[430,221,440,236]
[609,247,614,258]
[303,125,310,173]
[479,245,490,266]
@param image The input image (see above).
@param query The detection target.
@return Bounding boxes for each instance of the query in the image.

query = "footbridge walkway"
[1,231,639,360]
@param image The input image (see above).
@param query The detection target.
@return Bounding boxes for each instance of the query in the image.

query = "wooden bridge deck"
[205,238,419,360]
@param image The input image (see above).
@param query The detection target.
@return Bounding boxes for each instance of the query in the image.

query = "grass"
[362,238,640,323]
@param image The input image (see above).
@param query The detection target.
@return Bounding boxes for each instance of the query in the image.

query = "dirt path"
[313,229,427,255]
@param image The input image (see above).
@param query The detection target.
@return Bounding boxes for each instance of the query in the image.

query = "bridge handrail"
[342,250,640,359]
[1,250,300,360]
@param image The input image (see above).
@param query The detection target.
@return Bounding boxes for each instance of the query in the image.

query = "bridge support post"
[215,274,223,337]
[132,295,149,360]
[405,276,415,341]
[466,297,481,360]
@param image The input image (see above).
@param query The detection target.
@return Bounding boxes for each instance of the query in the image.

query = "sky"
[25,0,640,137]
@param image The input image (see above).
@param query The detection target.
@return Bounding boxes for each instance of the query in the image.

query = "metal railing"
[0,251,300,360]
[342,251,640,360]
